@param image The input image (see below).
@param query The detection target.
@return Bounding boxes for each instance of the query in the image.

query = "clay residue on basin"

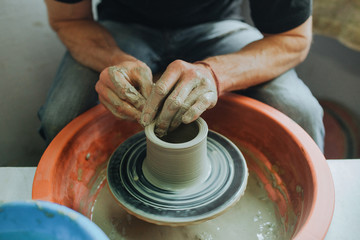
[90,171,289,240]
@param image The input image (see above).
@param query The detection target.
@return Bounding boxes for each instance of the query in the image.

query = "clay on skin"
[141,61,217,137]
[108,66,147,110]
[98,63,153,121]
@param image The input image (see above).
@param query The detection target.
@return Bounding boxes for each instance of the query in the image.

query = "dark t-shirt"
[57,0,311,33]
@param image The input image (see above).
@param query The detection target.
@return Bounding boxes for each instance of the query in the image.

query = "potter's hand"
[96,59,153,122]
[141,60,218,137]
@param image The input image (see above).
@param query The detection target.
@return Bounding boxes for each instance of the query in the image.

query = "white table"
[1,160,359,239]
[325,160,360,240]
[0,167,36,202]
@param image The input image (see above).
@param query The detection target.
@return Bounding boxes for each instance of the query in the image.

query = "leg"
[100,21,163,73]
[172,20,264,61]
[38,52,99,144]
[38,21,163,144]
[173,20,324,150]
[241,70,325,151]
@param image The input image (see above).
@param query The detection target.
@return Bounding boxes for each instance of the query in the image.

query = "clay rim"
[145,118,208,149]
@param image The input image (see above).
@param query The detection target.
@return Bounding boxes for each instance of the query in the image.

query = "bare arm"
[45,0,153,122]
[141,17,313,135]
[45,0,135,72]
[204,17,313,94]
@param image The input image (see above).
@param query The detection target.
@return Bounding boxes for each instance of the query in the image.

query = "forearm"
[53,20,134,72]
[204,17,312,94]
[45,0,134,72]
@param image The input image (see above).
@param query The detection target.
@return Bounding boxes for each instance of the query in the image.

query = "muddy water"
[91,172,286,240]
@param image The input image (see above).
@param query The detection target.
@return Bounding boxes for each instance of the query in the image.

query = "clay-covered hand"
[96,59,153,122]
[141,60,218,137]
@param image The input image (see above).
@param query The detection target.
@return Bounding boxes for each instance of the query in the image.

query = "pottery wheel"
[107,130,248,226]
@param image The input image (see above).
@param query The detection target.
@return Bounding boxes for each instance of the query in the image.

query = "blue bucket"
[0,200,108,240]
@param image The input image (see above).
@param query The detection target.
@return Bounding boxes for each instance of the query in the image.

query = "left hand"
[141,60,218,137]
[96,59,153,123]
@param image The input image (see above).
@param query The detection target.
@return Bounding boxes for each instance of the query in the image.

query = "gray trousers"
[38,20,324,151]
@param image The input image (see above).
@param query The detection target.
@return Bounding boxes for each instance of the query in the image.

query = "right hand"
[96,59,153,122]
[141,60,218,137]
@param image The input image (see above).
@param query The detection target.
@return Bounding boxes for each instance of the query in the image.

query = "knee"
[276,95,325,151]
[246,70,325,151]
[38,51,99,144]
[38,104,71,144]
[288,96,324,132]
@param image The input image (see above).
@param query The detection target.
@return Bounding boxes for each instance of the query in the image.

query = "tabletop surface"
[0,160,359,240]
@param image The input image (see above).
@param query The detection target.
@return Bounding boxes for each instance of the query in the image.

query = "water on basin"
[91,172,287,240]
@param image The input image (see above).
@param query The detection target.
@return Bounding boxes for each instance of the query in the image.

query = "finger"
[154,78,197,137]
[168,106,189,132]
[168,87,209,131]
[110,67,147,110]
[182,91,217,124]
[99,90,142,122]
[141,65,182,126]
[100,98,133,121]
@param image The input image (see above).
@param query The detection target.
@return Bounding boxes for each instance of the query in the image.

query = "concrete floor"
[1,1,360,166]
[0,0,65,166]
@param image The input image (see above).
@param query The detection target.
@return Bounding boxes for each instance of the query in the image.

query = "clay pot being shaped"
[106,117,248,225]
[32,94,335,239]
[143,118,211,190]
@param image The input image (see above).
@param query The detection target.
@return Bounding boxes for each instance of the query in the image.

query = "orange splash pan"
[32,94,334,239]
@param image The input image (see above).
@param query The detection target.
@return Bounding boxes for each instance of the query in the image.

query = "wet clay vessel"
[32,94,335,239]
[107,118,248,225]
